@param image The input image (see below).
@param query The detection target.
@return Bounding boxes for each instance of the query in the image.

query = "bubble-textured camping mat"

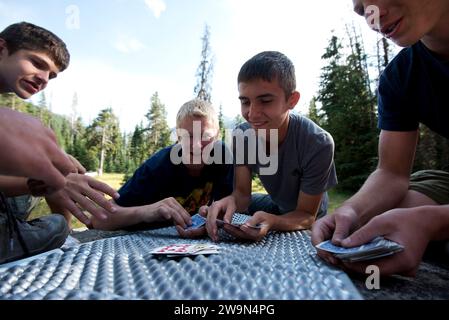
[0,227,362,300]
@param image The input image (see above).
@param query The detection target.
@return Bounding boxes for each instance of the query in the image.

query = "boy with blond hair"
[90,99,233,233]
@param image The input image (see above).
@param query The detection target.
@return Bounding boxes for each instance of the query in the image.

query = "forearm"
[0,176,29,196]
[343,168,409,224]
[231,190,252,213]
[90,206,147,231]
[90,203,169,231]
[269,210,315,232]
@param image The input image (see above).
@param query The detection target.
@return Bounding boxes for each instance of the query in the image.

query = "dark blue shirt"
[116,144,234,214]
[378,41,449,139]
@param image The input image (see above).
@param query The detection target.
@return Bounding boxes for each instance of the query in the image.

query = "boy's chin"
[184,163,205,171]
[14,88,33,99]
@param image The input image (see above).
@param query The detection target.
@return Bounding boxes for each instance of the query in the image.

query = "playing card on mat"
[151,243,220,257]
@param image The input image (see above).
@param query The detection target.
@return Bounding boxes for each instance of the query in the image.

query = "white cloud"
[144,0,166,18]
[113,34,145,53]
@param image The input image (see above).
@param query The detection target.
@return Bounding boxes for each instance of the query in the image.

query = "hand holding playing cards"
[338,207,430,277]
[148,197,192,229]
[176,206,208,238]
[311,206,360,265]
[222,211,272,242]
[206,196,237,242]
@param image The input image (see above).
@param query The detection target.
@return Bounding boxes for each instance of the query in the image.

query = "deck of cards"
[150,243,220,257]
[315,237,404,262]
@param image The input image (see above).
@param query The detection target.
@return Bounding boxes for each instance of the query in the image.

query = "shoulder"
[290,113,334,147]
[141,145,176,173]
[379,43,420,88]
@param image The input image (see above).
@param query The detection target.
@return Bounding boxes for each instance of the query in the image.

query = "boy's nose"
[191,137,203,150]
[248,104,262,119]
[35,71,49,87]
[363,2,388,20]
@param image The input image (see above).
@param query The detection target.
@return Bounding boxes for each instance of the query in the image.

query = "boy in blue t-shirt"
[90,99,233,234]
[313,0,449,277]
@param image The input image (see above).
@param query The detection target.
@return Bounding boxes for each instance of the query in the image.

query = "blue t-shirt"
[116,144,234,214]
[378,41,449,139]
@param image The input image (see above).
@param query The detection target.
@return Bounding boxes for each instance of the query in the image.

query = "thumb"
[332,216,353,245]
[341,220,383,247]
[247,212,265,226]
[199,206,208,217]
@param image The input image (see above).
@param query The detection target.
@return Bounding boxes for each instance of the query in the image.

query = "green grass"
[96,173,125,191]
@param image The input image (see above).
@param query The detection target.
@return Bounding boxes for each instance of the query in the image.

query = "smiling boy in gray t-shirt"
[204,51,337,242]
[237,112,337,219]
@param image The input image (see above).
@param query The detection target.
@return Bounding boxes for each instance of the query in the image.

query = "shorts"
[409,170,449,205]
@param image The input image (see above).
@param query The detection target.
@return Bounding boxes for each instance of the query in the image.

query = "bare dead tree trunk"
[99,127,106,176]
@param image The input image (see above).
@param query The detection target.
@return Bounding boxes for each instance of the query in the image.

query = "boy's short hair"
[238,51,296,99]
[176,99,219,130]
[0,22,70,72]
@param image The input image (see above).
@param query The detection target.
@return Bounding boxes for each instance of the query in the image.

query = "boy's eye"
[31,59,44,69]
[240,100,250,106]
[261,99,273,104]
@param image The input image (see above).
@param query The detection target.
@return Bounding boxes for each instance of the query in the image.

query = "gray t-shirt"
[235,112,337,213]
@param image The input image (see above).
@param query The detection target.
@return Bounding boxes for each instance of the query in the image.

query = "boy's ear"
[287,91,300,109]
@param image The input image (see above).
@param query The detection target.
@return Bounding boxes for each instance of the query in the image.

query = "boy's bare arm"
[269,191,323,231]
[0,175,29,197]
[312,130,418,249]
[90,198,191,231]
[232,165,253,212]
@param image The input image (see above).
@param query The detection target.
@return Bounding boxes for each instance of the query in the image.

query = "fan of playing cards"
[315,237,404,263]
[150,243,220,257]
[184,213,264,231]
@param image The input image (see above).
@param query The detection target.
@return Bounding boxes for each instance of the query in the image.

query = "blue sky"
[0,0,395,132]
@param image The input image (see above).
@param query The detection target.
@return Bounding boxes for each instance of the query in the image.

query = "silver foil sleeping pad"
[0,222,362,300]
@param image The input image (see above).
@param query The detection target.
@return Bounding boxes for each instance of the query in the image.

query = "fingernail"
[110,206,117,213]
[114,193,121,199]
